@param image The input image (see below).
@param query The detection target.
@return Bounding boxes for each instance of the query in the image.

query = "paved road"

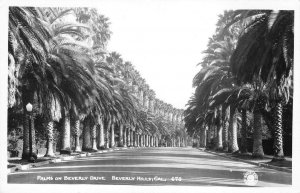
[8,147,292,186]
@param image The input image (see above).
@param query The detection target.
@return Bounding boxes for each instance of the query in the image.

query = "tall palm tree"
[9,7,53,160]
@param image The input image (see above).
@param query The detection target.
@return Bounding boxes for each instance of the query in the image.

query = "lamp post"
[26,103,35,162]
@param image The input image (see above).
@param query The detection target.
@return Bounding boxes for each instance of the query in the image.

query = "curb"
[201,149,292,173]
[7,147,137,174]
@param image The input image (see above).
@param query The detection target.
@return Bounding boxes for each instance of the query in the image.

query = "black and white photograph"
[1,0,299,192]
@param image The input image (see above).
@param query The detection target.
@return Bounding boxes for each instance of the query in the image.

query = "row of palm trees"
[184,10,293,161]
[8,7,186,161]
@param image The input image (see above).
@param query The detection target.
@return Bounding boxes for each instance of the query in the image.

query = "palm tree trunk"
[110,123,115,148]
[252,110,264,158]
[74,119,81,152]
[105,128,109,149]
[240,109,248,154]
[222,106,229,151]
[119,124,124,147]
[130,130,134,147]
[105,120,110,149]
[91,125,97,151]
[127,128,131,147]
[200,126,207,147]
[180,137,182,147]
[137,134,140,147]
[123,126,127,147]
[206,125,211,148]
[145,135,148,147]
[150,136,153,147]
[229,106,239,153]
[45,121,55,157]
[82,118,92,151]
[31,116,37,157]
[142,135,145,147]
[134,131,137,147]
[217,116,223,151]
[60,111,71,154]
[272,100,285,161]
[98,120,105,149]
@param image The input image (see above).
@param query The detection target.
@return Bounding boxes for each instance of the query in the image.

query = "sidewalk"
[199,148,292,173]
[7,146,136,174]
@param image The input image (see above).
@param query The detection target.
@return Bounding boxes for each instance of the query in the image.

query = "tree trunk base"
[97,146,105,150]
[271,156,286,162]
[82,147,91,152]
[252,153,264,159]
[28,156,36,163]
[91,147,98,151]
[240,150,249,155]
[82,148,98,152]
[231,150,240,155]
[60,149,71,155]
[22,153,37,162]
[44,154,56,158]
[222,146,228,152]
[239,152,251,156]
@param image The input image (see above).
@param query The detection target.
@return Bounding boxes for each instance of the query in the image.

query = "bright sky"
[96,1,224,109]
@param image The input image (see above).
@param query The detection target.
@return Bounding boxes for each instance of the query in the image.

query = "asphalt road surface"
[8,147,292,186]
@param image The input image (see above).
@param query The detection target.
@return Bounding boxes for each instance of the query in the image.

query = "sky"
[96,1,224,109]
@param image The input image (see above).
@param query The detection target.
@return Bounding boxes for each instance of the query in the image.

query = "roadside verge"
[7,146,137,174]
[199,148,292,173]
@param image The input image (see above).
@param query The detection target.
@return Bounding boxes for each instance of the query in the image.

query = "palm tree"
[82,115,93,151]
[36,8,103,155]
[9,7,54,160]
[74,8,111,49]
[9,7,50,66]
[210,84,264,156]
[189,13,242,151]
[97,115,105,149]
[229,10,293,160]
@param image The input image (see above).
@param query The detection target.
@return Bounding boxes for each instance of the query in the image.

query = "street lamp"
[26,103,35,162]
